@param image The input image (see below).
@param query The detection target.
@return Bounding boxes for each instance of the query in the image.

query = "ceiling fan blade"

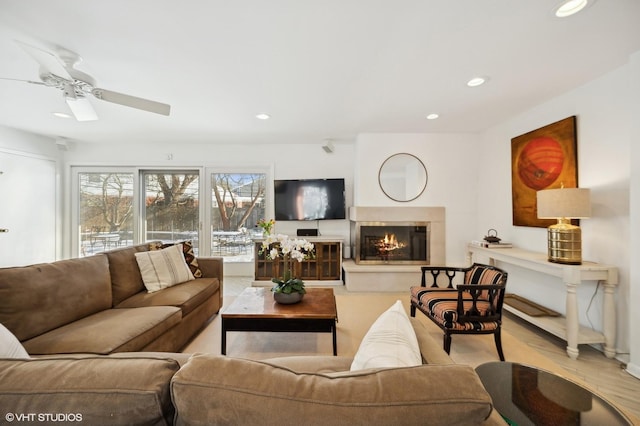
[15,40,73,80]
[0,76,45,85]
[91,88,170,116]
[65,95,98,122]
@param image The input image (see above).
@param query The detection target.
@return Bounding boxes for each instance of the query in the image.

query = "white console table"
[467,245,618,360]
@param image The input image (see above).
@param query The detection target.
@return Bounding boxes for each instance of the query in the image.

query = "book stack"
[470,240,513,249]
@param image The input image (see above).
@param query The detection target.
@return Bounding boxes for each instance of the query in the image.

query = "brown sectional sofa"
[0,242,223,354]
[0,318,504,425]
[0,246,505,425]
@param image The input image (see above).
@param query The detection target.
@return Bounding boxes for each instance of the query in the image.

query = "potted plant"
[257,218,275,236]
[261,234,315,304]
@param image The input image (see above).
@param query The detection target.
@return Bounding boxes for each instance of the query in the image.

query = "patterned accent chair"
[410,263,508,361]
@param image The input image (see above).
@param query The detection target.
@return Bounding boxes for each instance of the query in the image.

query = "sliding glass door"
[72,166,270,261]
[142,170,200,251]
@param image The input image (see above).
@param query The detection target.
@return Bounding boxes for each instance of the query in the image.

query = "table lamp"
[536,187,591,265]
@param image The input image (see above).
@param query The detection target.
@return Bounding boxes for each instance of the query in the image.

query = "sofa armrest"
[0,356,180,425]
[197,257,223,279]
[196,257,223,306]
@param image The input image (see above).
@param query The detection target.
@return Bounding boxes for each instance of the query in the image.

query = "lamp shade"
[537,188,591,219]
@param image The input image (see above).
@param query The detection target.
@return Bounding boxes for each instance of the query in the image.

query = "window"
[143,171,200,251]
[73,167,271,262]
[211,173,266,259]
[78,172,134,256]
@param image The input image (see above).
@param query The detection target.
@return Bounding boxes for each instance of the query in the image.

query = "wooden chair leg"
[443,332,452,354]
[494,328,505,361]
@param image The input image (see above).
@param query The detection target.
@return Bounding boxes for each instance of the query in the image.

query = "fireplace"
[354,222,429,264]
[344,207,445,292]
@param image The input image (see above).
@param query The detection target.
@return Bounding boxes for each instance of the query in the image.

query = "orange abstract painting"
[511,116,578,227]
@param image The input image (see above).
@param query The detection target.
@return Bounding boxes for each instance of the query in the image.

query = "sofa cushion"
[22,306,182,355]
[135,244,195,293]
[171,355,493,426]
[0,323,29,359]
[0,356,179,425]
[151,240,203,278]
[116,277,219,316]
[350,300,421,371]
[105,243,153,306]
[0,255,112,341]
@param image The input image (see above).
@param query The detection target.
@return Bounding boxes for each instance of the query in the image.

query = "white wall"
[354,133,481,264]
[627,51,640,379]
[62,140,356,269]
[476,54,637,365]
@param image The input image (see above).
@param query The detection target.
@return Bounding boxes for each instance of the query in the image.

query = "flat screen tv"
[274,178,346,221]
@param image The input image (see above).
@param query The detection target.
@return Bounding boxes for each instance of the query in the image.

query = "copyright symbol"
[5,413,15,422]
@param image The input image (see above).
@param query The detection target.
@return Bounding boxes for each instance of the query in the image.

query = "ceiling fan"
[1,40,171,121]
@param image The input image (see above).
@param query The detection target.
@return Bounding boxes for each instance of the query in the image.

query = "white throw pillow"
[0,322,30,359]
[135,243,195,293]
[350,300,422,371]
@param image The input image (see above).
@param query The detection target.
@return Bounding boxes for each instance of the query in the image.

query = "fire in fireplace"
[352,221,429,265]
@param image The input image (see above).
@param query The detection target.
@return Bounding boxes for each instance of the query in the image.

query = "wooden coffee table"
[221,287,338,356]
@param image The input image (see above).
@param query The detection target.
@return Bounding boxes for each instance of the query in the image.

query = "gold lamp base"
[547,218,582,265]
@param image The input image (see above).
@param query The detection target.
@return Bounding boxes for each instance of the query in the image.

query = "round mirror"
[378,153,428,202]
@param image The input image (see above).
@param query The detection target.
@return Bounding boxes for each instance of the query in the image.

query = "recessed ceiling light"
[467,77,487,87]
[555,0,590,17]
[426,113,439,120]
[255,113,271,120]
[52,112,72,119]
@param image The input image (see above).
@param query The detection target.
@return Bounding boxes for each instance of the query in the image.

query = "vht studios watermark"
[4,413,83,422]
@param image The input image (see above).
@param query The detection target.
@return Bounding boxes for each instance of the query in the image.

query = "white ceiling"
[1,0,639,145]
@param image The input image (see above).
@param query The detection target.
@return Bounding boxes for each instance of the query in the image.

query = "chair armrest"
[455,284,506,319]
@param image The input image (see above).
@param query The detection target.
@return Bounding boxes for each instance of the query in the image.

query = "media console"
[254,236,343,285]
[467,244,618,360]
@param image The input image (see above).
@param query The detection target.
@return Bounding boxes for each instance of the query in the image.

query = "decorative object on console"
[261,234,315,303]
[297,228,318,237]
[470,240,513,249]
[537,186,591,265]
[483,229,501,243]
[511,116,578,227]
[257,218,275,236]
[378,153,428,202]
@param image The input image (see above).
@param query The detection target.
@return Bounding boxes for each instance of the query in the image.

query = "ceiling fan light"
[65,96,98,121]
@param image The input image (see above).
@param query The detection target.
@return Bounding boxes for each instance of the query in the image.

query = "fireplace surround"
[344,206,445,292]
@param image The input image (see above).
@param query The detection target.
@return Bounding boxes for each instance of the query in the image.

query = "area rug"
[182,283,640,423]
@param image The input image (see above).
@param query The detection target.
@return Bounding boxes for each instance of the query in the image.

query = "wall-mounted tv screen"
[274,178,346,221]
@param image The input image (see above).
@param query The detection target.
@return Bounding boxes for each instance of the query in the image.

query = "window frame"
[70,165,273,259]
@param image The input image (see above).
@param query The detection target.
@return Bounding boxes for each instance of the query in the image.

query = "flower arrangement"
[261,234,315,294]
[257,218,275,235]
